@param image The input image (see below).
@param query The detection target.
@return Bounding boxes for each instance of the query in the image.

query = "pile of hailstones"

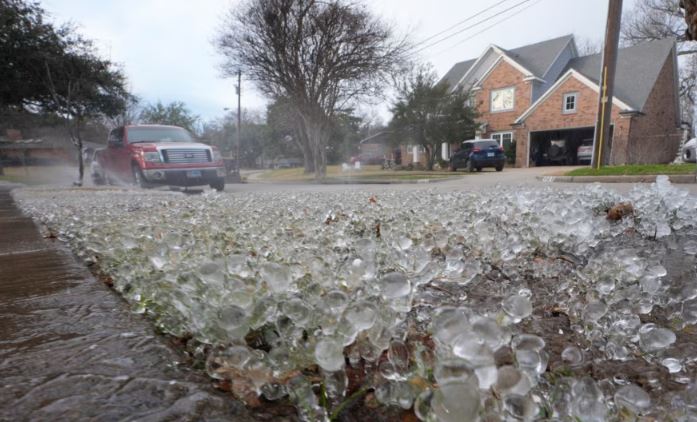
[15,176,697,420]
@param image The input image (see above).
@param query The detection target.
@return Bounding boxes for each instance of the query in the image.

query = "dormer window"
[491,87,515,112]
[563,92,578,114]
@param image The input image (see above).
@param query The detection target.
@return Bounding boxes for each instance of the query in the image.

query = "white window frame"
[492,132,513,147]
[563,92,578,114]
[490,86,515,113]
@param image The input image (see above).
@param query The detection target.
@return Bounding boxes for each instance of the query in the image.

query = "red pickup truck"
[92,124,226,191]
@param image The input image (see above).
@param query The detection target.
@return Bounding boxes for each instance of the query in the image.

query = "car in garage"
[683,138,697,163]
[577,139,594,164]
[450,139,505,172]
[92,125,226,191]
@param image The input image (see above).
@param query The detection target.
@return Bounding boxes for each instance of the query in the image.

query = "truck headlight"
[211,149,223,162]
[143,152,161,162]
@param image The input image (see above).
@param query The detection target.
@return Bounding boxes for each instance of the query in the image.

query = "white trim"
[472,54,542,91]
[491,46,537,78]
[473,56,504,89]
[490,86,516,113]
[514,69,634,124]
[562,92,578,114]
[491,131,514,146]
[454,44,540,92]
[523,75,546,82]
[453,45,498,91]
[526,131,531,168]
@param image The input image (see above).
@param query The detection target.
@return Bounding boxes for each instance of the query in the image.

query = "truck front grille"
[162,149,211,164]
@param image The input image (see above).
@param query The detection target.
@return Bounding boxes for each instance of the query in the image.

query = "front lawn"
[257,164,460,182]
[566,163,696,176]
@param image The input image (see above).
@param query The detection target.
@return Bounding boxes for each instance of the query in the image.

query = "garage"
[529,127,608,166]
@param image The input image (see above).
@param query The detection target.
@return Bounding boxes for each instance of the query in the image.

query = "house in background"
[440,35,682,167]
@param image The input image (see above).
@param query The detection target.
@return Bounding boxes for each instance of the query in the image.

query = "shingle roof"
[565,38,675,111]
[439,58,476,89]
[503,34,575,77]
[439,34,574,88]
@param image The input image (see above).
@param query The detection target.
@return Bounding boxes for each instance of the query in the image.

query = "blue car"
[450,139,506,172]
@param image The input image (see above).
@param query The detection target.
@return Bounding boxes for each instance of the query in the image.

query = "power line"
[410,0,533,56]
[428,0,545,59]
[412,0,514,48]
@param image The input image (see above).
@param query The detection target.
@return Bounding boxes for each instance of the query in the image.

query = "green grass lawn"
[566,163,696,176]
[0,165,78,185]
[257,164,460,182]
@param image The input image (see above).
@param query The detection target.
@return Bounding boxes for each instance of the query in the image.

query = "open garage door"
[529,127,612,166]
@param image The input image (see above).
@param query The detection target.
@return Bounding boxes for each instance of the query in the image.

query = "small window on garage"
[563,92,578,114]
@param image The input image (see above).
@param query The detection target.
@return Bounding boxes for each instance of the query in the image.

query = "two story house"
[439,34,682,167]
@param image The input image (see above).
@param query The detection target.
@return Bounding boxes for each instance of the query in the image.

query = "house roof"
[565,38,675,111]
[439,34,574,88]
[503,34,575,78]
[439,59,477,89]
[359,131,393,145]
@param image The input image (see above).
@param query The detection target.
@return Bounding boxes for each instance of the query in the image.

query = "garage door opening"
[529,127,612,166]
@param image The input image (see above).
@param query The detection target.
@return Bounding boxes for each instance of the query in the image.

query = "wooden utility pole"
[592,0,623,169]
[236,69,242,174]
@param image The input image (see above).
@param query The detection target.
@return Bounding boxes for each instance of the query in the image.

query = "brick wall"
[474,60,533,135]
[625,52,682,164]
[514,74,628,167]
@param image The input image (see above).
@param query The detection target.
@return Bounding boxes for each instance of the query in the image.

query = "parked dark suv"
[450,139,505,172]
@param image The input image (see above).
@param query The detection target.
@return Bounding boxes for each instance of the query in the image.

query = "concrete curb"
[537,174,697,184]
[250,176,461,185]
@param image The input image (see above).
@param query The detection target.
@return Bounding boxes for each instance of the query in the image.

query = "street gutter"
[537,174,697,184]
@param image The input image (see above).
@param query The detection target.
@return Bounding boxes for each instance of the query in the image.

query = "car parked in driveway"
[450,139,505,172]
[92,125,226,191]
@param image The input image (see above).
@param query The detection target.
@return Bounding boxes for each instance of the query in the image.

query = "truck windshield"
[127,127,193,143]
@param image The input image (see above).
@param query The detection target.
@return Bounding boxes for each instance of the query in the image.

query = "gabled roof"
[439,59,476,89]
[515,69,634,124]
[565,38,676,111]
[503,34,575,78]
[439,34,574,88]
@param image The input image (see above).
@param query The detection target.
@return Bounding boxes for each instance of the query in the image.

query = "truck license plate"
[487,152,494,157]
[187,170,202,178]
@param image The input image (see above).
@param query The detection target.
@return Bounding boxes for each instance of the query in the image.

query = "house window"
[563,92,578,114]
[490,87,515,112]
[492,132,513,147]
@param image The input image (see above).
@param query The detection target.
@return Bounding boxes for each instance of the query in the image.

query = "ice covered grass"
[14,177,697,420]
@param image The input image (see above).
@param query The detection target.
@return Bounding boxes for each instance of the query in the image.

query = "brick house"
[440,35,682,167]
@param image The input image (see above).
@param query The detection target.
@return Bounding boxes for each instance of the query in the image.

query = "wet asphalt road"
[0,186,254,422]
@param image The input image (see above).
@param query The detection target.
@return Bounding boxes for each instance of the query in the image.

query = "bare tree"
[575,36,602,56]
[215,0,407,179]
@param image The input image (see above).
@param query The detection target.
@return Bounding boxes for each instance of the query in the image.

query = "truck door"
[106,127,130,181]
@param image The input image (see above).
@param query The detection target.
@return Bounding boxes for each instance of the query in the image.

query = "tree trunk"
[293,122,314,174]
[299,110,329,180]
[69,116,85,186]
[425,143,437,171]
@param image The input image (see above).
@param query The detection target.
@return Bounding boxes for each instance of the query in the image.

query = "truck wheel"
[132,165,148,188]
[495,165,503,172]
[209,178,225,192]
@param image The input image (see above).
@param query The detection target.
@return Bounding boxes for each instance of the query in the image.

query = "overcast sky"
[43,0,637,123]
